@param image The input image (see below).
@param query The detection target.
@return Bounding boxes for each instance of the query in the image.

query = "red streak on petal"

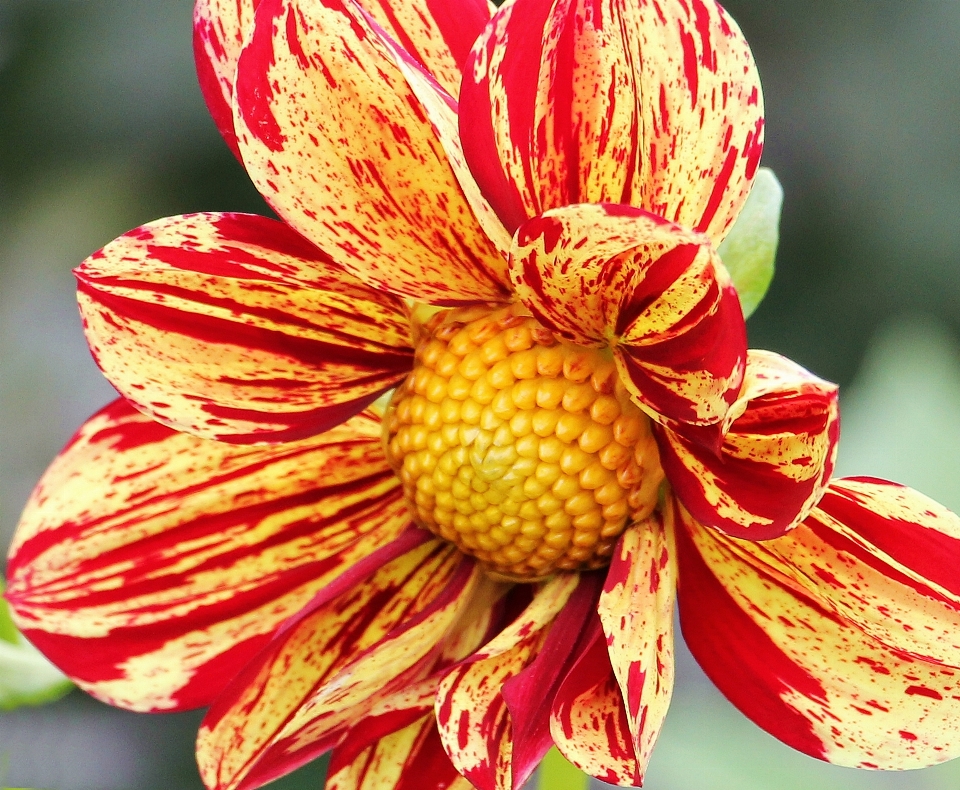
[236,0,286,152]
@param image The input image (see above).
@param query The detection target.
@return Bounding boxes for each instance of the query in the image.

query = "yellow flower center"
[384,304,664,580]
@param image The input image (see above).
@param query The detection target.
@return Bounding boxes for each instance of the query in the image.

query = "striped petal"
[5,400,408,712]
[328,713,472,790]
[360,0,490,99]
[194,0,258,158]
[510,203,746,426]
[435,573,580,790]
[549,611,639,786]
[233,0,510,304]
[197,533,479,790]
[75,212,413,443]
[460,0,764,242]
[501,573,604,790]
[677,504,960,769]
[194,0,490,154]
[597,507,676,779]
[761,478,960,667]
[659,350,839,540]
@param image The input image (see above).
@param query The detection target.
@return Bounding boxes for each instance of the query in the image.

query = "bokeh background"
[1,0,959,788]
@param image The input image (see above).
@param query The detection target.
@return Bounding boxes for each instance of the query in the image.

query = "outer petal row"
[233,0,510,304]
[460,0,764,243]
[5,400,408,712]
[660,350,839,539]
[76,213,413,443]
[197,532,479,790]
[510,203,746,427]
[678,479,960,770]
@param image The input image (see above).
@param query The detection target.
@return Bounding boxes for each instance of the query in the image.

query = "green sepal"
[717,166,783,318]
[538,747,589,790]
[0,578,73,710]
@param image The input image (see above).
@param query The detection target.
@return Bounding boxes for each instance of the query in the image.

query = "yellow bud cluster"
[384,304,664,580]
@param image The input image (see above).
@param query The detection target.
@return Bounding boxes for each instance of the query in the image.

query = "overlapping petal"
[359,0,491,99]
[197,533,478,790]
[194,0,259,158]
[233,0,510,304]
[460,0,764,242]
[435,573,580,790]
[510,203,746,426]
[677,501,960,769]
[328,712,472,790]
[659,350,839,539]
[5,400,408,712]
[500,574,604,789]
[597,508,676,779]
[75,212,412,443]
[549,610,638,786]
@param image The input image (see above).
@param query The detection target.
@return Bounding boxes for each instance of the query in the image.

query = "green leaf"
[717,166,784,318]
[539,747,588,790]
[0,578,73,710]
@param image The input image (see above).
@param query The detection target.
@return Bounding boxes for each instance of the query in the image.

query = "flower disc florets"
[384,304,664,580]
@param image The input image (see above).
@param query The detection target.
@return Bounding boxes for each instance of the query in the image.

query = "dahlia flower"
[8,0,960,789]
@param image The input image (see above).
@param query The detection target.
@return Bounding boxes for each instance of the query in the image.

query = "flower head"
[8,1,960,789]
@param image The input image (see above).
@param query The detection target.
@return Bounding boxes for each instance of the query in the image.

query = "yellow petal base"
[384,304,664,579]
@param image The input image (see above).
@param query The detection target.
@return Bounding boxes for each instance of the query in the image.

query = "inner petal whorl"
[384,304,664,580]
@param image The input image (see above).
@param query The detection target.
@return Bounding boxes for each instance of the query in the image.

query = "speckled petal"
[360,0,490,99]
[678,502,960,770]
[549,612,639,786]
[460,0,764,242]
[75,212,413,443]
[659,350,839,539]
[501,573,604,790]
[5,401,408,713]
[193,0,258,158]
[233,0,509,304]
[762,478,960,667]
[597,506,676,779]
[328,712,473,790]
[510,203,746,426]
[196,533,478,790]
[435,573,580,790]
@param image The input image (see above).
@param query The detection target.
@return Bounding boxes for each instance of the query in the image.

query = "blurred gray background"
[1,1,959,788]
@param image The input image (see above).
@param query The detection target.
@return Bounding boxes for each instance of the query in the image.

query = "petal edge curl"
[510,203,746,427]
[659,350,839,539]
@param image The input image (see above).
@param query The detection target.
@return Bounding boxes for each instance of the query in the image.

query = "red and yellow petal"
[500,573,605,790]
[435,573,580,790]
[460,0,764,242]
[197,533,478,790]
[233,0,510,304]
[359,0,491,99]
[659,350,839,540]
[759,478,960,666]
[194,0,259,158]
[597,507,676,779]
[5,400,408,712]
[75,212,413,443]
[677,504,960,769]
[549,612,639,786]
[328,713,472,790]
[510,203,746,426]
